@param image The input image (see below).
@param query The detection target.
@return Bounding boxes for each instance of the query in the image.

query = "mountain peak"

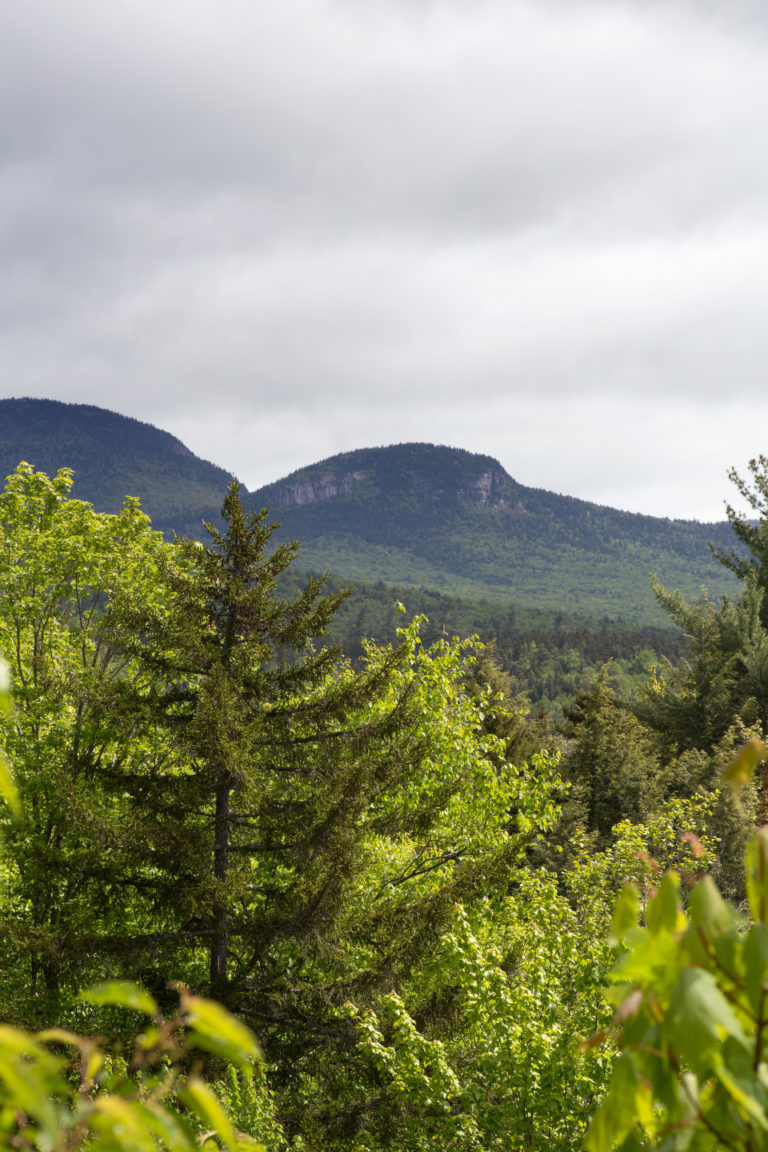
[0,397,235,529]
[252,442,522,513]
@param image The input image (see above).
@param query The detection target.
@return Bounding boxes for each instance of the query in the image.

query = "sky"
[2,0,768,521]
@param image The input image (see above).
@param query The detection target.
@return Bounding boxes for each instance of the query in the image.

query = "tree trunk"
[210,768,230,1000]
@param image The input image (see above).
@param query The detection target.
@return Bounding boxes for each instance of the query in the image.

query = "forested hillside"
[0,397,233,529]
[1,400,741,634]
[285,571,683,713]
[2,457,768,1150]
[250,443,741,627]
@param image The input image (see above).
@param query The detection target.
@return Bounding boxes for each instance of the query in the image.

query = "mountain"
[0,398,234,533]
[0,401,742,630]
[248,443,741,628]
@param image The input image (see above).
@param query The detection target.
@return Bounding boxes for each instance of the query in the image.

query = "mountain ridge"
[246,442,741,627]
[0,399,741,627]
[255,443,520,514]
[0,397,235,532]
[254,440,723,524]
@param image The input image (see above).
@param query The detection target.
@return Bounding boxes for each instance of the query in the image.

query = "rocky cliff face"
[270,470,368,508]
[264,450,522,514]
[461,467,518,511]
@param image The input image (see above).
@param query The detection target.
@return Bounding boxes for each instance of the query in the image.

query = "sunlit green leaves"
[351,882,615,1152]
[0,463,169,1013]
[80,982,158,1017]
[588,831,768,1151]
[747,828,768,924]
[608,884,641,946]
[0,982,267,1151]
[185,996,262,1069]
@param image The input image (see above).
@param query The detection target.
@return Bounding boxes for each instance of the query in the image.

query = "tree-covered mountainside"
[249,443,742,628]
[0,397,233,531]
[280,570,683,714]
[0,400,741,629]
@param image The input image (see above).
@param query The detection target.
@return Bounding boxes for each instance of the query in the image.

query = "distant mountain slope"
[0,398,234,531]
[0,404,742,630]
[248,443,741,628]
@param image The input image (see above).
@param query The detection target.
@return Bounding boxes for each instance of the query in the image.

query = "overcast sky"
[2,0,768,520]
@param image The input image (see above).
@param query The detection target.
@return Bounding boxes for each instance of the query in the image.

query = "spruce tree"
[635,574,768,756]
[117,482,424,1018]
[712,454,768,624]
[557,669,661,850]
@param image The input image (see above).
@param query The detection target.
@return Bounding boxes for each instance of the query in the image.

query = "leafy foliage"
[0,463,169,1020]
[5,449,768,1152]
[349,879,613,1152]
[0,981,269,1152]
[586,818,768,1151]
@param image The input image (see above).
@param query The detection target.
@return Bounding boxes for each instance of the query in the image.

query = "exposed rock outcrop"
[271,470,368,508]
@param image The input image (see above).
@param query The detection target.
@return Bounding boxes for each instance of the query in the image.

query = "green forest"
[252,442,741,631]
[300,575,683,716]
[4,457,768,1150]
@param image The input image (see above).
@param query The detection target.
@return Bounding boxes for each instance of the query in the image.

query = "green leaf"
[179,1078,237,1149]
[0,1053,60,1135]
[646,872,682,937]
[0,1025,61,1069]
[79,981,158,1016]
[713,1037,768,1131]
[747,830,768,924]
[609,884,641,946]
[743,924,768,1017]
[688,875,738,940]
[136,1100,199,1152]
[610,924,681,993]
[666,967,748,1074]
[89,1095,158,1152]
[185,996,261,1068]
[724,737,768,795]
[584,1054,643,1152]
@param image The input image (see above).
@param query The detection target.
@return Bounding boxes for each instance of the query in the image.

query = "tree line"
[2,456,768,1149]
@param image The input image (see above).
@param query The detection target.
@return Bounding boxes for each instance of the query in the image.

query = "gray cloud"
[1,0,768,519]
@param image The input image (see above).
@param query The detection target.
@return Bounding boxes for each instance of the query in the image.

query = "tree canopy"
[2,455,768,1151]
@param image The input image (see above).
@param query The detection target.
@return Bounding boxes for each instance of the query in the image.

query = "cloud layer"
[2,0,767,518]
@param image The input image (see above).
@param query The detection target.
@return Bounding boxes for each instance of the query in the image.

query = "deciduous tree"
[0,463,167,1021]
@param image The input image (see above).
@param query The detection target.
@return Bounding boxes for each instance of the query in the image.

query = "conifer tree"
[111,481,568,1120]
[636,575,768,757]
[713,454,768,624]
[558,669,661,850]
[635,580,742,757]
[117,482,425,1019]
